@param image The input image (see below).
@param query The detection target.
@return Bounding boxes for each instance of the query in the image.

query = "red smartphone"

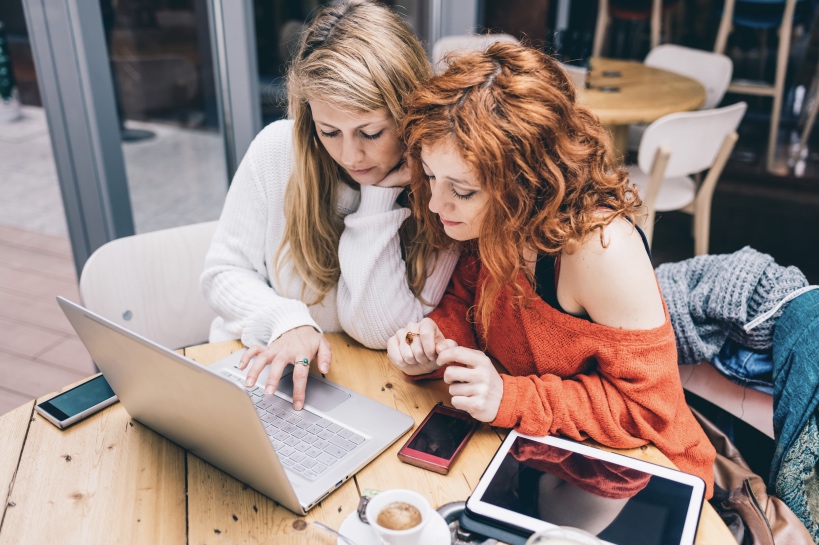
[397,402,480,474]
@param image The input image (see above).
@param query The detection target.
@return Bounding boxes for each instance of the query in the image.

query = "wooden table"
[578,57,706,158]
[0,334,734,544]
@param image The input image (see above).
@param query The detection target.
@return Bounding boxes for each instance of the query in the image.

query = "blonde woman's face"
[309,101,403,186]
[421,140,487,241]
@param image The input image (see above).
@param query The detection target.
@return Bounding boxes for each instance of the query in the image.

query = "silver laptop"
[57,297,413,515]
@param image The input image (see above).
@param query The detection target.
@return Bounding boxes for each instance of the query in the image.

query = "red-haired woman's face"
[420,140,487,241]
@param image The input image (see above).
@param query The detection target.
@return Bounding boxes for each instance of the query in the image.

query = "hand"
[238,326,331,410]
[386,317,453,376]
[437,346,504,422]
[374,158,411,188]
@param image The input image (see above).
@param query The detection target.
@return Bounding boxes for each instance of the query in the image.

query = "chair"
[592,0,676,58]
[561,63,589,90]
[627,44,734,150]
[714,0,802,172]
[79,221,218,350]
[431,33,519,74]
[628,102,747,255]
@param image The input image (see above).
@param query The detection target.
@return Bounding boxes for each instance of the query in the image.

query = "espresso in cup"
[365,489,431,545]
[376,501,423,530]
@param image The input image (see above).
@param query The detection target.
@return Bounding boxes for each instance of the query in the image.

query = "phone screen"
[407,411,475,460]
[41,375,116,420]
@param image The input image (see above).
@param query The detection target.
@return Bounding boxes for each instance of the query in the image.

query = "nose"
[428,180,446,214]
[340,136,365,167]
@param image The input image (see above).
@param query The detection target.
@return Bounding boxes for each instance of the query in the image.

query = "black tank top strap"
[534,221,651,311]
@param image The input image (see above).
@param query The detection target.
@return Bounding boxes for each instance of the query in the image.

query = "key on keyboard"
[218,369,368,480]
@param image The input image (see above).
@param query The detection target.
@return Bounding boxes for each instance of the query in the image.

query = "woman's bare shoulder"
[560,217,666,329]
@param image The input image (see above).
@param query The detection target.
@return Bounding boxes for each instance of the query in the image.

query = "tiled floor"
[0,106,226,237]
[0,225,94,415]
[0,106,230,416]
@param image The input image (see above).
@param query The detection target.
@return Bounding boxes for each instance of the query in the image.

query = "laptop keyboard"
[218,370,367,480]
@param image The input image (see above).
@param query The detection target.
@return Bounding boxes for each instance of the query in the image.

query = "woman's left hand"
[374,159,411,188]
[437,346,504,422]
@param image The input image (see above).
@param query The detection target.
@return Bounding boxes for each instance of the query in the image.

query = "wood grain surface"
[579,57,706,126]
[0,335,735,544]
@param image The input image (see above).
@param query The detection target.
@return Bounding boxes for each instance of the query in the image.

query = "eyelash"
[425,173,475,200]
[318,129,383,140]
[451,188,475,200]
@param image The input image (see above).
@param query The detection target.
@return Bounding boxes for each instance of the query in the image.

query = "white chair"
[628,102,747,255]
[628,44,733,150]
[561,63,589,90]
[431,33,519,74]
[79,221,218,350]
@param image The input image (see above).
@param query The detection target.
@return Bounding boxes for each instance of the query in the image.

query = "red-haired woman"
[387,42,715,497]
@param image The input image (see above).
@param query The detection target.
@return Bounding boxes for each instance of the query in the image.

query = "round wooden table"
[578,57,706,157]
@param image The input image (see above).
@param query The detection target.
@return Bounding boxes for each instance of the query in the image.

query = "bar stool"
[713,0,803,172]
[592,0,678,58]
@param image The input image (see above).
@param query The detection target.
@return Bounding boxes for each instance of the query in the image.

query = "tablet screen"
[474,435,701,545]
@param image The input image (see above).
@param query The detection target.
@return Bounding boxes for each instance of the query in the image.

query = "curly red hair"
[402,42,641,331]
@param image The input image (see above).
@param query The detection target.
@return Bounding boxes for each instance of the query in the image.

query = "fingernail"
[437,343,445,351]
[294,401,303,411]
[265,386,274,395]
[320,363,329,374]
[245,378,254,387]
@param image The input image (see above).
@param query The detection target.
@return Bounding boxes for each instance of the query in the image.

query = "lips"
[440,218,461,227]
[347,166,374,176]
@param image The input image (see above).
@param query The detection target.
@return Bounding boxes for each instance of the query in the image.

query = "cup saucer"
[337,509,450,545]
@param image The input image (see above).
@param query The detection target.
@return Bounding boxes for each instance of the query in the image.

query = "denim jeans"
[711,338,773,396]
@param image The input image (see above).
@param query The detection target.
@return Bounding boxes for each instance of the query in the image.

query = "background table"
[578,57,706,157]
[0,334,734,544]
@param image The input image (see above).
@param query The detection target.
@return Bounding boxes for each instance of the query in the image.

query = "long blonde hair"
[277,0,435,305]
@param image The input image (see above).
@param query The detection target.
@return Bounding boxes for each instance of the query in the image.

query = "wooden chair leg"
[795,66,819,162]
[714,0,736,53]
[593,0,609,58]
[766,0,797,172]
[651,0,662,48]
[691,132,739,255]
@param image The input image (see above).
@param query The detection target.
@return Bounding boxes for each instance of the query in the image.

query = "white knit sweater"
[200,119,459,349]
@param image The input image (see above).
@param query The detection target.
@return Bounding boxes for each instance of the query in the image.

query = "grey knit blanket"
[655,246,808,365]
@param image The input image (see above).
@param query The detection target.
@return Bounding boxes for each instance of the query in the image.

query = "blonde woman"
[201,0,457,410]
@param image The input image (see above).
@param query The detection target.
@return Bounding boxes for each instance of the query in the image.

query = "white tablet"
[465,431,705,545]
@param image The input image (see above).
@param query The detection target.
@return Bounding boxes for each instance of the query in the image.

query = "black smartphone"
[35,374,118,429]
[397,402,480,474]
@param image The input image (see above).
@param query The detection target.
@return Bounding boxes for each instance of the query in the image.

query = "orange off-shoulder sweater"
[410,253,716,499]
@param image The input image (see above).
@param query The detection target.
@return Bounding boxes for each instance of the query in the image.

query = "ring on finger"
[295,357,309,366]
[405,332,417,345]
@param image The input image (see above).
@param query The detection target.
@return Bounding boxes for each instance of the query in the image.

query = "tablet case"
[459,507,529,545]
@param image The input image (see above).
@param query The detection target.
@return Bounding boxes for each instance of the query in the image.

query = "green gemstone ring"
[297,357,309,366]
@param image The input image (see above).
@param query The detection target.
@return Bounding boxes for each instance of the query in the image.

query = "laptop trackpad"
[277,365,350,412]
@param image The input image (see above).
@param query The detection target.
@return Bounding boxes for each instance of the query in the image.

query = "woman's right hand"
[386,317,455,376]
[239,326,332,410]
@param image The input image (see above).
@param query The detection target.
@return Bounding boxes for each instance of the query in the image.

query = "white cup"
[525,526,604,545]
[365,489,431,545]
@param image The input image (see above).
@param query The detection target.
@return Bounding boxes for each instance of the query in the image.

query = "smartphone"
[35,374,118,429]
[397,402,479,474]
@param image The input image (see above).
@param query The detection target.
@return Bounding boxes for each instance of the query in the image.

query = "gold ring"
[405,332,417,345]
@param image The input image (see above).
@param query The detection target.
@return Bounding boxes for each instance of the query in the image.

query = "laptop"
[57,296,414,515]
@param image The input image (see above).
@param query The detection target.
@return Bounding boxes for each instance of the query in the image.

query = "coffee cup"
[525,526,604,545]
[365,489,431,545]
